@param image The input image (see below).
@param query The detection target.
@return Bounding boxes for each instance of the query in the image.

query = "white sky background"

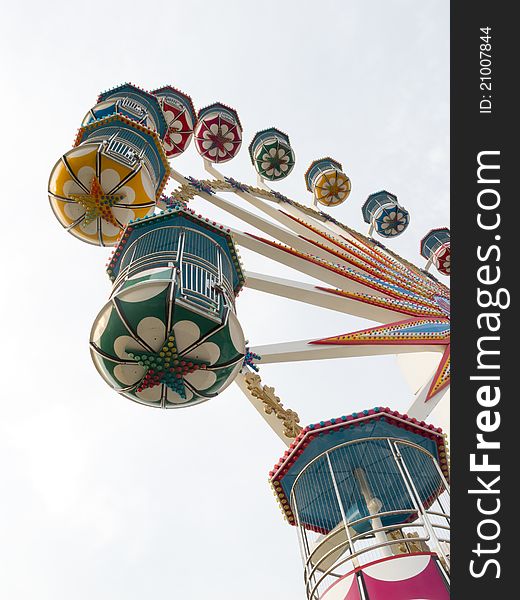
[0,1,449,598]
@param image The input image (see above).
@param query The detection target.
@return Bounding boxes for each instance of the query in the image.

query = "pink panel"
[362,554,449,599]
[344,577,362,600]
[322,554,449,600]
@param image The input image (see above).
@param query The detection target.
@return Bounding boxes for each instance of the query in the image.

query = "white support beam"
[171,168,301,246]
[406,375,450,424]
[243,183,362,245]
[170,168,353,267]
[423,388,450,439]
[232,228,392,298]
[173,167,396,284]
[250,339,443,364]
[398,352,450,431]
[240,188,446,300]
[198,164,445,296]
[244,271,407,324]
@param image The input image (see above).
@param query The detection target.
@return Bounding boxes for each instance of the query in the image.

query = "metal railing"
[84,124,164,187]
[112,226,237,315]
[289,437,450,600]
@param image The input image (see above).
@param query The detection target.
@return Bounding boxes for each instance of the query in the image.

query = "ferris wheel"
[48,83,451,600]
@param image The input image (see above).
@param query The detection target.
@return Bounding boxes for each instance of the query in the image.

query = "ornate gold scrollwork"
[244,372,302,439]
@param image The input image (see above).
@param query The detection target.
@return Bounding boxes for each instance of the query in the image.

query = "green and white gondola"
[90,208,246,408]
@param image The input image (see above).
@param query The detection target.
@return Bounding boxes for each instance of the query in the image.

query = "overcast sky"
[0,1,448,598]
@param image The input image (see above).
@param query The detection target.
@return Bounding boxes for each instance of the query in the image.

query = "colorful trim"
[95,82,167,138]
[280,211,440,300]
[168,175,450,295]
[106,207,246,293]
[151,85,197,124]
[426,345,451,401]
[269,407,449,526]
[309,318,450,346]
[224,176,250,192]
[243,348,261,372]
[73,113,170,199]
[315,287,446,318]
[245,233,441,309]
[67,175,123,228]
[197,101,243,130]
[97,82,160,105]
[185,176,215,195]
[248,127,291,161]
[304,157,343,192]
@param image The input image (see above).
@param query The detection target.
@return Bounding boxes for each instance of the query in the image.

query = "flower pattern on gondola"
[255,142,295,181]
[195,114,242,163]
[434,245,451,276]
[48,145,156,246]
[314,170,351,206]
[375,207,410,238]
[91,293,246,408]
[161,101,195,158]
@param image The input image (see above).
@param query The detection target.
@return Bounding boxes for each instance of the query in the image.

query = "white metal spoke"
[406,370,451,422]
[249,339,443,364]
[232,228,395,298]
[171,167,359,269]
[244,271,408,323]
